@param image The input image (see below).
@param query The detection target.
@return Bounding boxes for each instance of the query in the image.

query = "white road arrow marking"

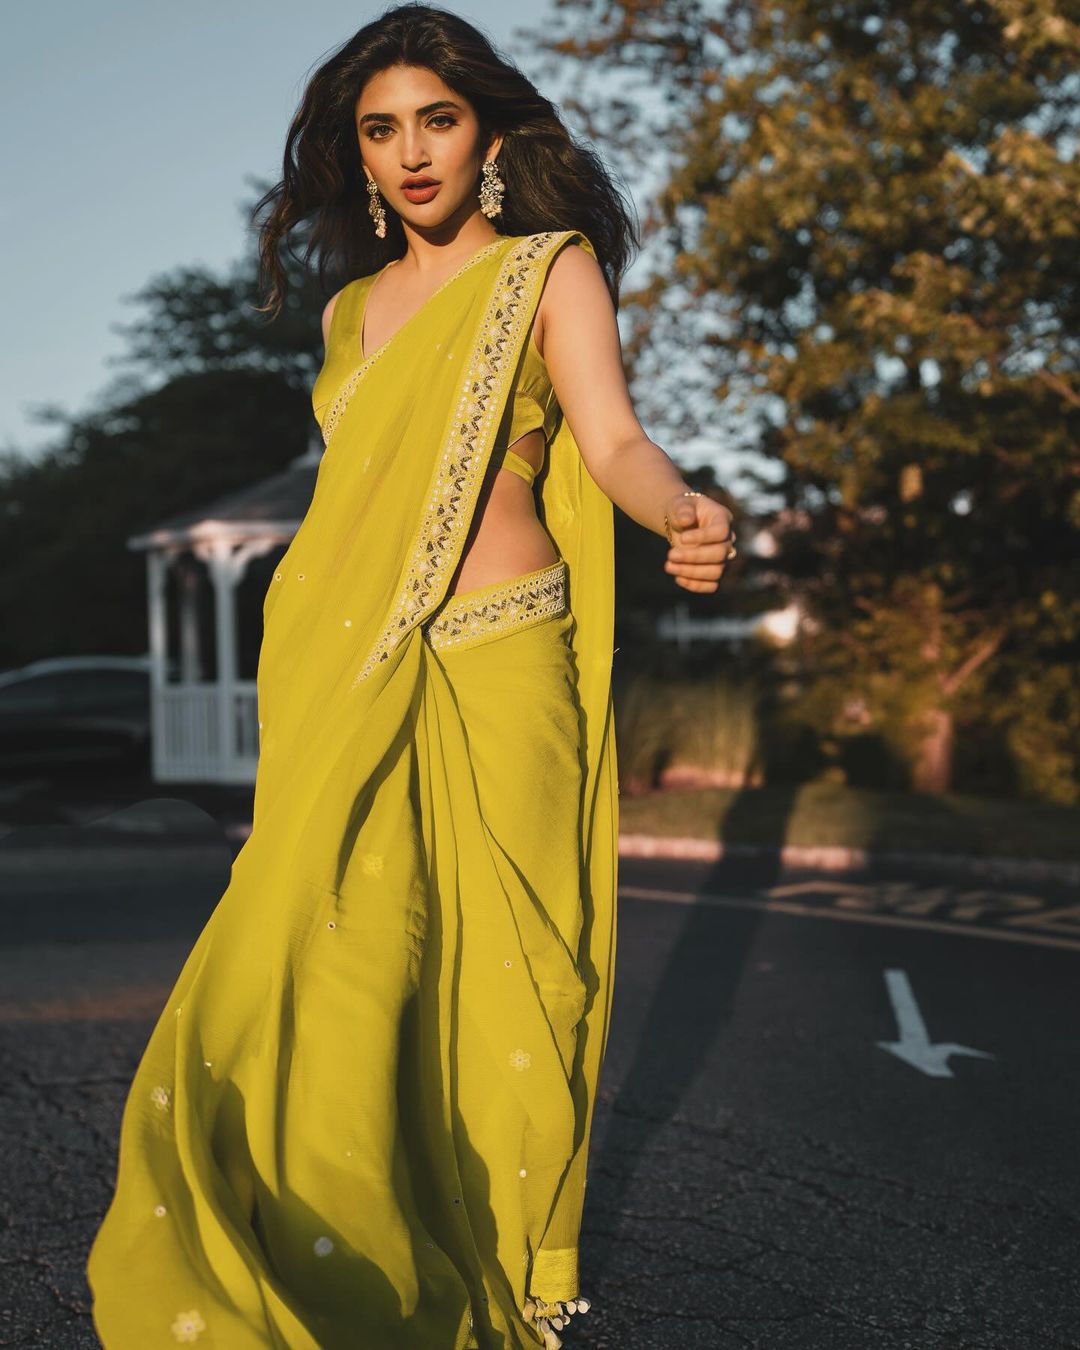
[876,968,995,1078]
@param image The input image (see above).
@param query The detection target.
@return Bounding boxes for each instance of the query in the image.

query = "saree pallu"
[86,230,618,1349]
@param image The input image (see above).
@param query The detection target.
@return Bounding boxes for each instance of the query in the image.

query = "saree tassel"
[523,1296,592,1346]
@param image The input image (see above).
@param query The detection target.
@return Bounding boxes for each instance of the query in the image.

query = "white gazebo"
[127,434,322,784]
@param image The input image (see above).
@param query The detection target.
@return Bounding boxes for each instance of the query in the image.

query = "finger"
[673,524,735,546]
[668,543,735,562]
[666,559,728,578]
[683,523,734,545]
[675,575,719,593]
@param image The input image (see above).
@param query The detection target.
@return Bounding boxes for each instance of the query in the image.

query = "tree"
[523,0,1080,799]
[0,369,311,666]
[0,186,324,667]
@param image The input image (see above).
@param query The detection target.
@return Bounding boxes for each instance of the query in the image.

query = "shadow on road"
[588,781,801,1283]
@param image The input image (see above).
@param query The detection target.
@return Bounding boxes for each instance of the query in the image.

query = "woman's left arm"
[539,243,736,594]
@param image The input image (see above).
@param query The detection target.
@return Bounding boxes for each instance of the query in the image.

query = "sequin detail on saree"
[424,559,568,653]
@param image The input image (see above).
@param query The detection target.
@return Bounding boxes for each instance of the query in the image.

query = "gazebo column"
[204,541,240,780]
[126,447,320,785]
[146,551,170,779]
[178,561,204,682]
[196,536,279,780]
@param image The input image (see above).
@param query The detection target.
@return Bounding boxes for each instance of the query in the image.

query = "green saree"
[86,230,619,1349]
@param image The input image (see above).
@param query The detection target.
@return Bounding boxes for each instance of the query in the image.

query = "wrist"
[662,489,704,544]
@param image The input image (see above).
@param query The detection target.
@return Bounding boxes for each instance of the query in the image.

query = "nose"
[399,129,432,173]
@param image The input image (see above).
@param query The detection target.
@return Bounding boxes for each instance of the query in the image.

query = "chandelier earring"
[478,158,505,219]
[366,177,387,239]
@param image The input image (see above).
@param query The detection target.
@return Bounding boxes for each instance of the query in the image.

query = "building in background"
[127,434,321,785]
[130,437,800,785]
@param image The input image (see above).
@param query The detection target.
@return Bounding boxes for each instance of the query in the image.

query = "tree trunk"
[912,707,954,794]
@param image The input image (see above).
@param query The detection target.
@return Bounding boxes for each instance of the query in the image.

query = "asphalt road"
[1,837,1078,1349]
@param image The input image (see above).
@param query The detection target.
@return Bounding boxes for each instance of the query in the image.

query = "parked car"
[0,655,174,773]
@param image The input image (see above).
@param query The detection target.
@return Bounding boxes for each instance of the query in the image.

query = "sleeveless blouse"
[314,265,559,488]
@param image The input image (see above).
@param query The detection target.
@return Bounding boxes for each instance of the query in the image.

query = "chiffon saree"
[86,230,619,1349]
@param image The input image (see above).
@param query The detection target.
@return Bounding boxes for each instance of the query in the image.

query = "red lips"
[401,176,439,188]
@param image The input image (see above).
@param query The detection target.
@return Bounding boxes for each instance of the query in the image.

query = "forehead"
[356,63,462,111]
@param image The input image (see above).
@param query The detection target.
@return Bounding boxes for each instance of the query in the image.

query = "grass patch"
[618,782,1080,862]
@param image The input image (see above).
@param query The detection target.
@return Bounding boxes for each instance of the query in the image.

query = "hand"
[663,493,736,594]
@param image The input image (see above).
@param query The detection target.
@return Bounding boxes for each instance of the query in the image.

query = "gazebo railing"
[152,681,260,783]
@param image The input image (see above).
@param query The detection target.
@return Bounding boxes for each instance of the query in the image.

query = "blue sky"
[1,1,576,460]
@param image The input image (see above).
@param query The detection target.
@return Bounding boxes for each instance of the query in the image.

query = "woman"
[86,5,735,1347]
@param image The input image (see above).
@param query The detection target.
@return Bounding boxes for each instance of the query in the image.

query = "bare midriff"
[444,311,559,597]
[445,425,559,596]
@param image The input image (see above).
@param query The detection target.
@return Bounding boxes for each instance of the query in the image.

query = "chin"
[404,202,464,228]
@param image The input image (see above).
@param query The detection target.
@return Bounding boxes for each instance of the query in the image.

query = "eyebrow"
[358,99,463,126]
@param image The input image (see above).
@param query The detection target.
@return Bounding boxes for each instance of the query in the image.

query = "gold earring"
[478,159,505,219]
[366,177,387,239]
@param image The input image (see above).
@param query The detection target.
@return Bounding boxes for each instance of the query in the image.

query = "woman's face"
[356,64,501,235]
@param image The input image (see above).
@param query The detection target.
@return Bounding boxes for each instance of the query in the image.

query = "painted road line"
[875,968,995,1078]
[617,884,1080,955]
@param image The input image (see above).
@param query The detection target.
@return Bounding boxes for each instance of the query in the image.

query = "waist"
[423,558,568,651]
[448,469,559,595]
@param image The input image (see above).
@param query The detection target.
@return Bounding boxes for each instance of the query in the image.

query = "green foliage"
[530,0,1080,801]
[0,186,330,669]
[0,371,311,667]
[994,662,1080,805]
[614,669,762,793]
[109,250,326,388]
[613,672,674,793]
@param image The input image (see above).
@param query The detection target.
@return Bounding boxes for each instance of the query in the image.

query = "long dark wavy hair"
[252,1,638,321]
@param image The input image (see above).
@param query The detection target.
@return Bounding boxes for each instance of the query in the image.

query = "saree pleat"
[87,231,618,1349]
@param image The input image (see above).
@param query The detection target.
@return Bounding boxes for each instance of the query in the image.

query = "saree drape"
[86,229,618,1350]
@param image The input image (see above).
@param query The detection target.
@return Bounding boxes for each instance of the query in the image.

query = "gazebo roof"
[127,447,321,553]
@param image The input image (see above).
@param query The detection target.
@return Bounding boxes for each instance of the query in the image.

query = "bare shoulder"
[536,239,612,351]
[320,285,348,351]
[527,235,641,474]
[546,238,606,295]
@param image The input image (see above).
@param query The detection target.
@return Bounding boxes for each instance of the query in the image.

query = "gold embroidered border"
[350,230,576,686]
[319,237,508,451]
[424,560,568,652]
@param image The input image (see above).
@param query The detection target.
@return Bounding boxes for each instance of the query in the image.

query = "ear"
[485,131,504,162]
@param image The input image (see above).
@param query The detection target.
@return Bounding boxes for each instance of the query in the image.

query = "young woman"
[86,4,735,1347]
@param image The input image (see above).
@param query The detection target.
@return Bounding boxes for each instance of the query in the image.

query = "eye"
[365,114,455,140]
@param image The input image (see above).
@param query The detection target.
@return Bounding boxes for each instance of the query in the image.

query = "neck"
[394,212,503,279]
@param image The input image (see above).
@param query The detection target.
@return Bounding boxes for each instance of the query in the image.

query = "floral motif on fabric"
[171,1308,206,1342]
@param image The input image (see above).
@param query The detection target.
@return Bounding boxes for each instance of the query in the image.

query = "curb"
[617,833,1080,888]
[1,823,1076,890]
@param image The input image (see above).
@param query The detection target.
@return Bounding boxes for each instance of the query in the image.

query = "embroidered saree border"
[423,558,568,652]
[319,236,508,450]
[350,230,572,687]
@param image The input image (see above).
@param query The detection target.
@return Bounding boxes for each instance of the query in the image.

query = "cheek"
[441,132,481,177]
